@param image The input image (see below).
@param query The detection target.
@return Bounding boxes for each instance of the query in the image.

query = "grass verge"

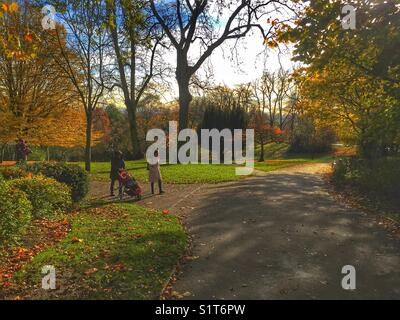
[76,160,244,184]
[11,203,187,299]
[254,159,310,172]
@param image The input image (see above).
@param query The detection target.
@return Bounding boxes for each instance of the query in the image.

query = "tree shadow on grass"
[11,229,186,300]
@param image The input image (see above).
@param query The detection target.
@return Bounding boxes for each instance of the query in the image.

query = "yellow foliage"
[0,4,100,148]
[1,2,19,13]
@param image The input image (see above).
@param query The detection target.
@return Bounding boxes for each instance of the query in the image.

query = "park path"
[89,164,400,299]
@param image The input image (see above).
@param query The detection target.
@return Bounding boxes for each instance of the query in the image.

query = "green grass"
[254,159,310,172]
[253,142,335,173]
[76,160,243,184]
[255,142,291,159]
[255,142,335,163]
[72,143,334,184]
[13,203,187,300]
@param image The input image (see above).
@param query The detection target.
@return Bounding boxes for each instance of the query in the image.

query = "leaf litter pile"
[0,217,71,298]
[0,204,187,300]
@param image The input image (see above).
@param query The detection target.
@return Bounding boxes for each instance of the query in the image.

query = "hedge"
[332,157,400,199]
[27,162,89,202]
[9,176,72,219]
[0,167,29,180]
[0,181,32,246]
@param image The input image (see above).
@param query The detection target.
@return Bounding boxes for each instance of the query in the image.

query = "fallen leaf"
[112,262,125,271]
[84,268,98,275]
[171,291,184,299]
[71,237,83,243]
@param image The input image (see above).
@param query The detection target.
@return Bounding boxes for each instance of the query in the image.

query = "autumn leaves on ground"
[0,182,187,299]
[2,205,186,300]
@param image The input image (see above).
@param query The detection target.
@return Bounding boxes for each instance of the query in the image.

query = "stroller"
[118,169,142,200]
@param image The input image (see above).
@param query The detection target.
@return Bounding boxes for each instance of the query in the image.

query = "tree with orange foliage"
[35,105,104,149]
[251,68,292,160]
[46,0,111,171]
[0,2,86,150]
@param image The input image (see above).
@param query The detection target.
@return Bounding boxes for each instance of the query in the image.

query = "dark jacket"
[110,157,125,179]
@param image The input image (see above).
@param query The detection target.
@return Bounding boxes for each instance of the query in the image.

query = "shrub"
[0,181,32,245]
[27,162,89,202]
[357,158,400,199]
[332,157,400,200]
[331,157,362,184]
[289,118,336,155]
[9,176,72,219]
[0,167,29,180]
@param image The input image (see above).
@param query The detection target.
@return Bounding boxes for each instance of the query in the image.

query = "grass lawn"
[75,153,333,184]
[255,142,336,163]
[255,142,291,159]
[77,160,244,184]
[254,159,310,172]
[12,203,187,300]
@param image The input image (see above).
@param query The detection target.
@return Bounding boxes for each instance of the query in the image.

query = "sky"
[159,1,297,101]
[106,0,298,104]
[108,30,295,105]
[200,33,294,85]
[162,30,295,101]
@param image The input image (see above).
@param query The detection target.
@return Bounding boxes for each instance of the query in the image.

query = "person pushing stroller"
[110,150,125,197]
[118,169,142,200]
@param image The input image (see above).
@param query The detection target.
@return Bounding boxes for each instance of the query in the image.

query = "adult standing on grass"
[148,150,164,195]
[110,150,125,197]
[15,139,31,165]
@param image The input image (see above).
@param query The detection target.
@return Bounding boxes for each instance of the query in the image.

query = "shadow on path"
[171,164,400,299]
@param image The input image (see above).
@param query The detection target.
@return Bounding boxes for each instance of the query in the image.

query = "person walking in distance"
[110,150,125,197]
[148,150,164,195]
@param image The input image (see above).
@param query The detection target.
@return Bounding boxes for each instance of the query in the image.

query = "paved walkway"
[90,164,400,299]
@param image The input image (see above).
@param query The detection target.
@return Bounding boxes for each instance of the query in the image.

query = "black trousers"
[151,179,163,194]
[110,178,122,196]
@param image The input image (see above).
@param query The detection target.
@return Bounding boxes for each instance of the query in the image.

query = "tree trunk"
[0,143,5,163]
[259,141,265,162]
[178,83,192,131]
[176,55,192,131]
[126,101,143,160]
[85,114,92,172]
